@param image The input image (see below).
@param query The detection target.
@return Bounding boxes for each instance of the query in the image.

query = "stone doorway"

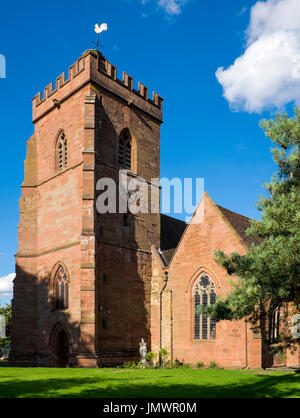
[50,324,69,367]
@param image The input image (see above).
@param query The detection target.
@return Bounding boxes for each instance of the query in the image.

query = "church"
[10,49,300,368]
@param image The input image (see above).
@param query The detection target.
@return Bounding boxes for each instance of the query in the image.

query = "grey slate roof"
[159,205,260,266]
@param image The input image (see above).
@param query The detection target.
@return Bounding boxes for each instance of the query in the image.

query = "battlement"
[32,49,163,122]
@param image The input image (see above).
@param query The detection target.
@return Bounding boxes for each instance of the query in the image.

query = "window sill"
[119,168,137,177]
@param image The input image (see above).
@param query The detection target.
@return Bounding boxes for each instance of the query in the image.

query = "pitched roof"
[160,214,186,265]
[217,205,261,247]
[158,198,260,267]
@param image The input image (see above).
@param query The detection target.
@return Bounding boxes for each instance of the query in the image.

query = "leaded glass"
[54,265,69,310]
[193,274,217,340]
[194,292,200,340]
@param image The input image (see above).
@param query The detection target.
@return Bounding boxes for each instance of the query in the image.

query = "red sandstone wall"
[93,86,161,364]
[33,86,88,252]
[159,193,263,369]
[150,247,166,354]
[34,246,82,365]
[12,59,268,369]
[11,83,90,365]
[12,49,163,367]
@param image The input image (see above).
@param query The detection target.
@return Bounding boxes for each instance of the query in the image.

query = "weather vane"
[94,23,108,51]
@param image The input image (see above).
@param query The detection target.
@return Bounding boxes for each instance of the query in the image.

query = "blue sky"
[1,0,299,303]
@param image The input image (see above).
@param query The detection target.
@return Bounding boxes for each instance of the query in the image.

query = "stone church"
[10,49,299,368]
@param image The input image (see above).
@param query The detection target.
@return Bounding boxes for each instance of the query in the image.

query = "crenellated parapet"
[32,49,163,123]
[32,55,86,107]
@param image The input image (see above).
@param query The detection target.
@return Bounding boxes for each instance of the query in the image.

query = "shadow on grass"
[0,371,299,398]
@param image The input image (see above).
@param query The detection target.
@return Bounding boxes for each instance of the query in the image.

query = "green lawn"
[0,367,299,398]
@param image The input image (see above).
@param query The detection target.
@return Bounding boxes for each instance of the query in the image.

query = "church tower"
[11,50,163,367]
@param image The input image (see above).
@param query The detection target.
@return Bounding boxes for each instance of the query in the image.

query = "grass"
[0,367,299,398]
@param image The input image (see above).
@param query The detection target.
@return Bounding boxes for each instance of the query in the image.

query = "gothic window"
[118,129,132,170]
[193,275,216,340]
[54,265,69,310]
[56,131,68,172]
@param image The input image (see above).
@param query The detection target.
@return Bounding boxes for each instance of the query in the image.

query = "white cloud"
[0,273,15,298]
[216,0,300,113]
[158,0,188,15]
[140,0,189,16]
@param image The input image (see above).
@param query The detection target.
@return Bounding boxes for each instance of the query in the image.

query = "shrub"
[208,360,220,369]
[170,359,183,369]
[174,359,183,368]
[196,361,205,369]
[165,359,191,369]
[181,363,191,369]
[163,360,173,369]
[122,361,142,369]
[146,351,158,368]
[159,348,169,368]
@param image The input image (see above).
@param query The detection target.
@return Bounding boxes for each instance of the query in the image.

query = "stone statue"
[139,338,147,364]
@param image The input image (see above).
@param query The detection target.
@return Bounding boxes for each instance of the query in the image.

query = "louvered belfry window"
[269,306,281,344]
[193,275,216,340]
[118,129,132,170]
[55,265,69,310]
[56,131,68,172]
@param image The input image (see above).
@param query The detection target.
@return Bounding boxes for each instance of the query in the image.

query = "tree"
[0,302,12,357]
[206,108,300,352]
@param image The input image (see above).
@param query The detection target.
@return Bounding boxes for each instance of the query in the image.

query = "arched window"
[54,265,69,310]
[56,131,68,172]
[118,129,132,170]
[269,306,281,344]
[193,275,216,340]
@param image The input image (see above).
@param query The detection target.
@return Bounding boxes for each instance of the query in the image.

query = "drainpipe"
[159,271,168,362]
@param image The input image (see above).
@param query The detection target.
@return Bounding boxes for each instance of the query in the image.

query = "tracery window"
[56,131,68,172]
[118,129,132,170]
[193,275,216,340]
[54,265,69,310]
